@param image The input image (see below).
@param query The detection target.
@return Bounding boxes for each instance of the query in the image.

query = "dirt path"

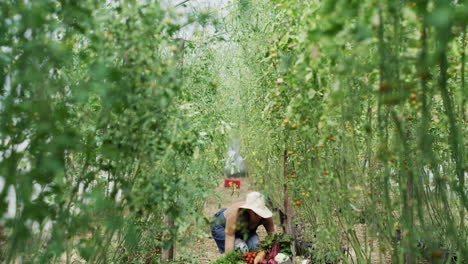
[187,177,270,264]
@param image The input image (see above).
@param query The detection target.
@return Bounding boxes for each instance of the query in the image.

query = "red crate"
[224,179,241,189]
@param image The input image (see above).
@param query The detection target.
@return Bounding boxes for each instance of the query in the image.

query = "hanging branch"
[175,0,191,7]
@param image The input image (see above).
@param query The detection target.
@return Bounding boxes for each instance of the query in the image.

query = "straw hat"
[240,192,273,218]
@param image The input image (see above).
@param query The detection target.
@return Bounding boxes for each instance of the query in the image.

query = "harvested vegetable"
[243,251,258,264]
[274,253,289,263]
[269,242,280,258]
[254,250,267,264]
[210,250,243,264]
[260,234,292,256]
[261,242,280,264]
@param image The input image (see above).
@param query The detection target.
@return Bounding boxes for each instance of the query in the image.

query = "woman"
[211,192,275,253]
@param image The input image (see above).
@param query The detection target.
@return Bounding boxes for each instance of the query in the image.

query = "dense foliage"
[0,1,222,263]
[0,0,466,263]
[228,0,467,263]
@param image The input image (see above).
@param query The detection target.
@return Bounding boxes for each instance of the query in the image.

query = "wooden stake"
[162,215,175,262]
[283,150,296,257]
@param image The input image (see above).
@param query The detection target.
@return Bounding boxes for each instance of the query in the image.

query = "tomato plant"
[220,0,466,263]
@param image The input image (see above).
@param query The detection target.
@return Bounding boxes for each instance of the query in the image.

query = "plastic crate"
[224,179,241,189]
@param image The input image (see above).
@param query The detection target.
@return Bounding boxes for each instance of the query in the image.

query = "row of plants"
[0,1,227,263]
[212,0,466,263]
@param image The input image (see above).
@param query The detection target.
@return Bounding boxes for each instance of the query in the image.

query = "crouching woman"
[211,192,275,253]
